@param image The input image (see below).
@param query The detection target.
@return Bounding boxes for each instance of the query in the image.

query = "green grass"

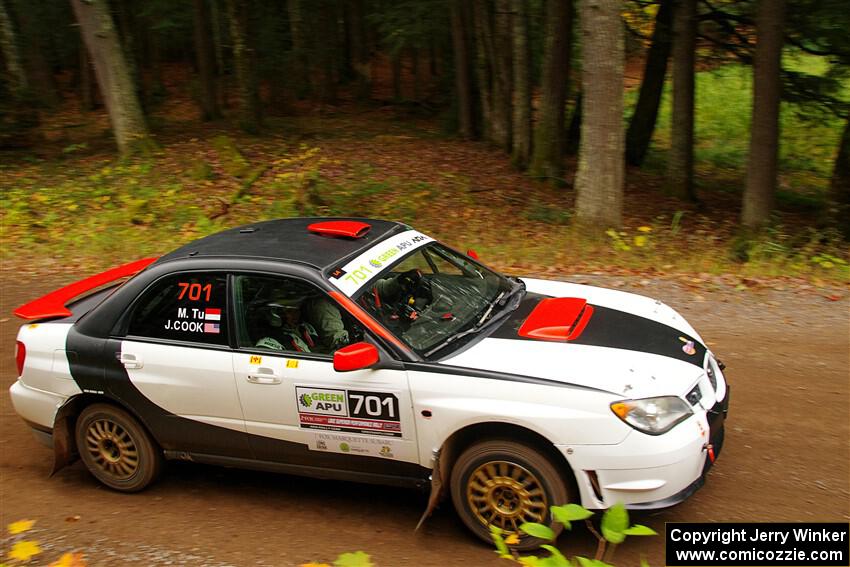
[1,96,848,283]
[628,53,848,194]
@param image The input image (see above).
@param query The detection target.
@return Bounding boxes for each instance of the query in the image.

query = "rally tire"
[450,439,569,551]
[75,403,162,492]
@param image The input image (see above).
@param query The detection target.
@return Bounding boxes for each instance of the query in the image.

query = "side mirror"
[466,249,479,260]
[333,342,380,372]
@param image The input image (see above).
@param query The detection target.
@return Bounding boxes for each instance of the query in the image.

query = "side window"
[234,274,364,356]
[127,273,229,346]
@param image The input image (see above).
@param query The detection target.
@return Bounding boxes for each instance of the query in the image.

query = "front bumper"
[560,387,730,509]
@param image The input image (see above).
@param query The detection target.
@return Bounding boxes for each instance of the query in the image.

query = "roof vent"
[518,297,595,341]
[308,221,371,239]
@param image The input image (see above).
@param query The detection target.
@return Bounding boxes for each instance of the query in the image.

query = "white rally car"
[10,218,728,549]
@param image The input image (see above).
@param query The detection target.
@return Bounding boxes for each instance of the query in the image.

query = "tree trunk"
[473,0,497,140]
[473,0,493,141]
[625,0,673,167]
[210,0,227,108]
[391,51,402,101]
[287,0,311,99]
[451,1,475,138]
[145,23,165,104]
[114,0,143,105]
[71,0,153,155]
[829,116,850,239]
[574,0,624,229]
[193,0,222,120]
[412,47,421,102]
[566,91,582,156]
[667,0,697,201]
[511,0,531,168]
[742,0,785,228]
[78,37,97,110]
[490,0,512,150]
[0,0,27,95]
[317,0,338,104]
[348,0,370,101]
[529,0,572,181]
[10,0,59,107]
[226,0,261,132]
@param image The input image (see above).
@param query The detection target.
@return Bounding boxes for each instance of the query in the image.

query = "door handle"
[247,374,281,384]
[119,352,143,369]
[247,367,281,385]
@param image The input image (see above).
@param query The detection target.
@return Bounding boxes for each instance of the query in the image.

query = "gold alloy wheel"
[85,419,140,479]
[466,460,548,533]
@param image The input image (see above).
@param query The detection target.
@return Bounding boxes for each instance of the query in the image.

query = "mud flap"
[415,449,449,531]
[50,411,77,476]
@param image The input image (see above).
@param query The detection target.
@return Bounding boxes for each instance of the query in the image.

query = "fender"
[48,393,137,475]
[414,420,575,530]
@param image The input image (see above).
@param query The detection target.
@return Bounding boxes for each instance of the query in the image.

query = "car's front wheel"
[450,439,569,551]
[75,403,162,492]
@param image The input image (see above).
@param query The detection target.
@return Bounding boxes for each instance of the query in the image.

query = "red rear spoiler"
[13,257,158,320]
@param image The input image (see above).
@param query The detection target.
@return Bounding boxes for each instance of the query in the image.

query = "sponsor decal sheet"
[295,386,402,438]
[329,230,432,296]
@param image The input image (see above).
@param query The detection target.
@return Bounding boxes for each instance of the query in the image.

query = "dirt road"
[1,274,848,566]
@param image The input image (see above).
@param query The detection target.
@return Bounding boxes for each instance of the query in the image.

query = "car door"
[230,273,420,470]
[117,271,252,458]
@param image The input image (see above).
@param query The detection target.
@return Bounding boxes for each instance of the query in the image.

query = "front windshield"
[344,241,515,357]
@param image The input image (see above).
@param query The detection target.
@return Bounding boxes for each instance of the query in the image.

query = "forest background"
[0,0,848,287]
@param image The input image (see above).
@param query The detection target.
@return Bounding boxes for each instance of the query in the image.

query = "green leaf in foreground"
[520,522,556,541]
[540,544,569,564]
[623,524,658,536]
[333,551,373,567]
[490,525,512,558]
[550,504,593,530]
[576,556,615,567]
[600,503,629,544]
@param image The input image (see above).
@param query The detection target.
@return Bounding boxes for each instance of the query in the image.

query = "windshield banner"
[329,230,433,296]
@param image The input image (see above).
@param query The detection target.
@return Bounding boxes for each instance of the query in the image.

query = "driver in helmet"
[255,295,319,353]
[369,269,427,321]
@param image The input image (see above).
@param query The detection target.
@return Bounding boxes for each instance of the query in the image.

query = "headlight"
[610,396,693,435]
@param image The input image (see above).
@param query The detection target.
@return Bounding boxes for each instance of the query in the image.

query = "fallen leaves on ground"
[49,552,87,567]
[7,520,35,535]
[7,541,42,563]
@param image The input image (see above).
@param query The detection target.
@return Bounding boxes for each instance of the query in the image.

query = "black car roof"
[155,217,407,271]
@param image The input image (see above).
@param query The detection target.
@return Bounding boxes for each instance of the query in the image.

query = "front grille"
[686,383,702,406]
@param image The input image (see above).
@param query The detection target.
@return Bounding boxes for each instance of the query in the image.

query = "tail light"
[15,341,26,376]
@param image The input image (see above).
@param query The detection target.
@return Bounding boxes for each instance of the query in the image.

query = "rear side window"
[126,273,228,345]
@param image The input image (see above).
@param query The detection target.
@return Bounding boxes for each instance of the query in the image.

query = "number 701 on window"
[344,264,374,285]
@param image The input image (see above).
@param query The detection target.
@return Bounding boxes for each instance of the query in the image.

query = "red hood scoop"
[517,297,595,341]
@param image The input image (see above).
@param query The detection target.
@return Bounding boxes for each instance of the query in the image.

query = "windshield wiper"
[424,283,524,359]
[423,325,478,358]
[476,290,506,326]
[423,296,501,358]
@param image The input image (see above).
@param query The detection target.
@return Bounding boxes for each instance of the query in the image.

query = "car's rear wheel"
[450,439,569,551]
[75,403,162,492]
